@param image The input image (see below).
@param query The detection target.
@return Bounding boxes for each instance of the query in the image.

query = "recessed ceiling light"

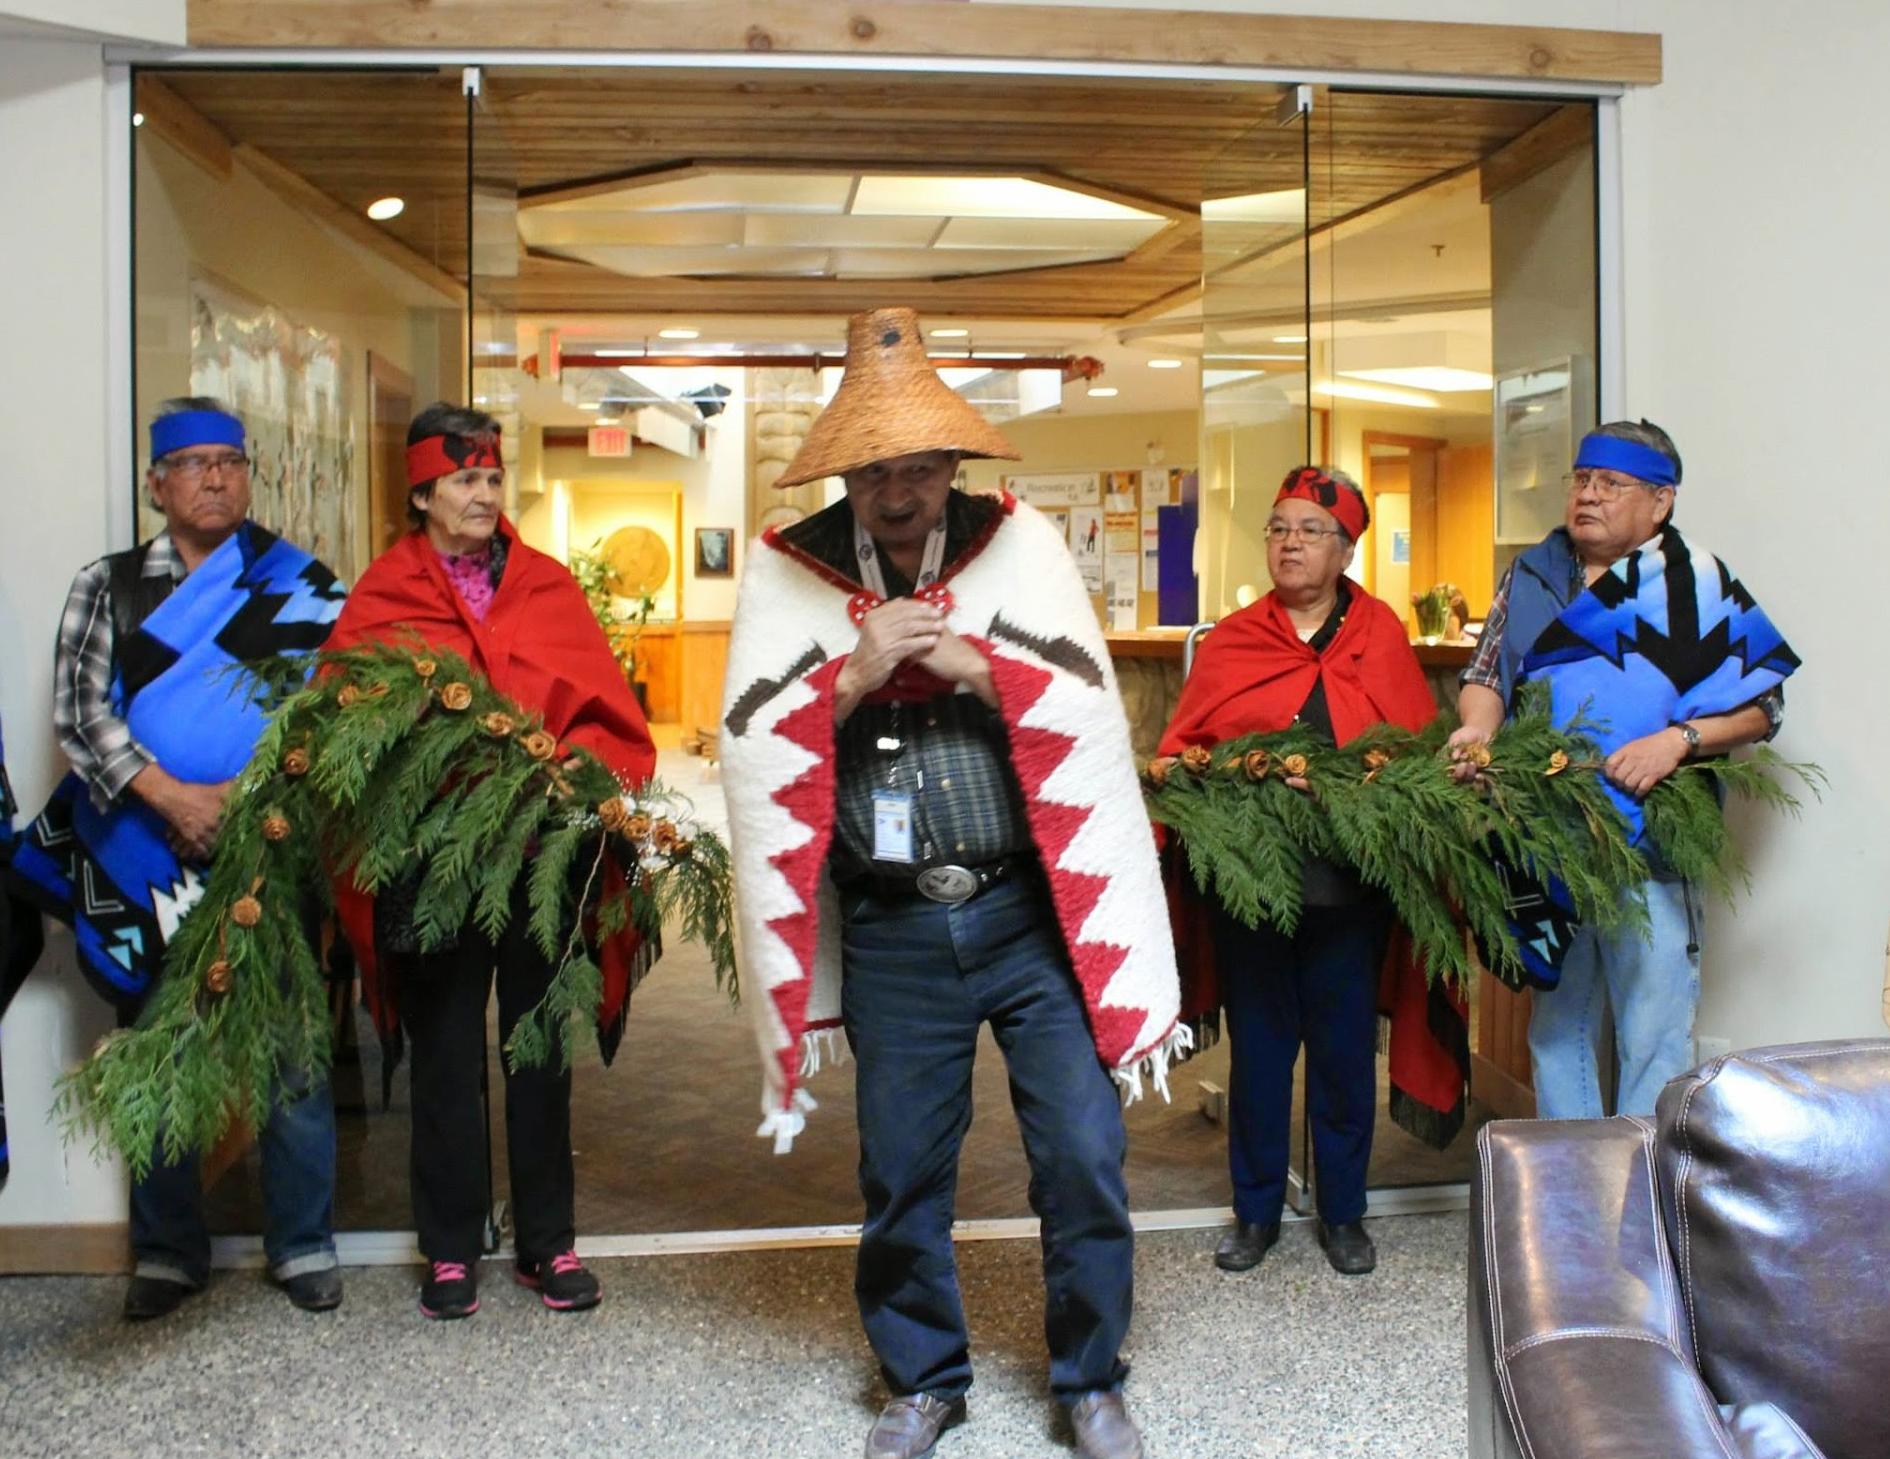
[366,196,405,221]
[1087,386,1119,398]
[1147,358,1183,369]
[578,402,602,410]
[930,327,970,339]
[1272,334,1308,344]
[657,327,700,340]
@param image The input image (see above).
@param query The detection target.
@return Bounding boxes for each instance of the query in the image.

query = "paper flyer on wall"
[1106,565,1138,630]
[1004,471,1100,508]
[1068,505,1104,591]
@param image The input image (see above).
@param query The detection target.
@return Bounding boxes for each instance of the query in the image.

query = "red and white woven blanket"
[720,493,1183,1151]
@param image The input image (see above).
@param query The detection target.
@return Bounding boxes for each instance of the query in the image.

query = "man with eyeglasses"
[10,396,346,1319]
[1450,420,1800,1119]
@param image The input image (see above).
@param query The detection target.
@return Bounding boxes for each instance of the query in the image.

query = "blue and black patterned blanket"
[11,522,343,1011]
[1493,525,1799,986]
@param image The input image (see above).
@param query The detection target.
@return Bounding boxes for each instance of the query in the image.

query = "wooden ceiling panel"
[153,67,1565,320]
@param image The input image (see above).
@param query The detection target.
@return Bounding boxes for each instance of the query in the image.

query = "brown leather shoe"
[864,1393,967,1459]
[1069,1390,1145,1459]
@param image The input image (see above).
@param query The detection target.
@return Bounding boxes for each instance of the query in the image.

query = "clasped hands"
[834,598,996,717]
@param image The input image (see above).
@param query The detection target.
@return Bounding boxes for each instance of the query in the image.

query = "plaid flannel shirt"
[53,534,184,809]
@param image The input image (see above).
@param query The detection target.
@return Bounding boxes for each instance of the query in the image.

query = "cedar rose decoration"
[440,682,474,711]
[520,729,557,761]
[651,819,683,852]
[1147,755,1178,787]
[336,684,361,709]
[1181,745,1214,774]
[282,747,311,777]
[412,657,438,679]
[1242,749,1272,781]
[596,797,631,833]
[481,711,516,737]
[261,815,292,843]
[1281,753,1310,778]
[624,813,653,840]
[1546,749,1570,776]
[204,960,233,995]
[230,896,263,928]
[1466,743,1494,769]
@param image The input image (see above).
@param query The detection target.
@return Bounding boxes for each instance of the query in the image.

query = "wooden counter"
[1103,629,1475,668]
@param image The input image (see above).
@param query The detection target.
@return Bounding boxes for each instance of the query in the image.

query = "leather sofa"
[1468,1039,1890,1459]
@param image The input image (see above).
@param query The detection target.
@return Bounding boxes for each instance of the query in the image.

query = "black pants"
[396,887,574,1266]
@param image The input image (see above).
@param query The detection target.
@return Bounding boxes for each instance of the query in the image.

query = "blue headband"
[1573,433,1678,488]
[150,410,245,462]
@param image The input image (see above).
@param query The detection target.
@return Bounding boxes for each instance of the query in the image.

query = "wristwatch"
[1673,721,1701,757]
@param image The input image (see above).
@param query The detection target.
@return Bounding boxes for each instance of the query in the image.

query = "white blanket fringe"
[797,1026,851,1080]
[756,1087,819,1155]
[1111,1022,1195,1107]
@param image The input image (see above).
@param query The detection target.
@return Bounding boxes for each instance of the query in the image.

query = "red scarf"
[1156,586,1469,1148]
[326,524,657,1052]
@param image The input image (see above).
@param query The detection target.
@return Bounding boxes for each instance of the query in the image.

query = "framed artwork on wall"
[695,526,735,577]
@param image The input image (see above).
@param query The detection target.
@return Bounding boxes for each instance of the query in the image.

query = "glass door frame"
[102,48,1626,1256]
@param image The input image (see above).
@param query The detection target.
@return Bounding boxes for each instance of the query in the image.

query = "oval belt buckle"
[916,864,979,904]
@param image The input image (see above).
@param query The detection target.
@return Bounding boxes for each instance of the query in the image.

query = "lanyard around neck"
[854,514,947,601]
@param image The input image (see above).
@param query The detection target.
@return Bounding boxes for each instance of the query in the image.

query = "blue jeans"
[1529,878,1701,1119]
[840,875,1133,1404]
[1209,901,1388,1227]
[131,1070,338,1287]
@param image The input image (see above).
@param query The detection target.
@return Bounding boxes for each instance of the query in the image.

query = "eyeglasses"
[1266,521,1344,544]
[1562,469,1651,501]
[162,452,250,481]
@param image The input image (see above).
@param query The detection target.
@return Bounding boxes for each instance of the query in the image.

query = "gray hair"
[149,395,240,476]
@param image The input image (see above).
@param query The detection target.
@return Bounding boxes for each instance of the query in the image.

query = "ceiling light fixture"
[930,327,970,339]
[577,401,603,410]
[1313,378,1440,409]
[1272,334,1308,344]
[1087,386,1119,398]
[657,327,700,340]
[366,196,405,221]
[1147,358,1183,369]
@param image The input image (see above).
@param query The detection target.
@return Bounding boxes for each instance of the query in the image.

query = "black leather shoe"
[277,1266,343,1312]
[864,1393,966,1459]
[1069,1390,1145,1459]
[1317,1219,1377,1275]
[1213,1219,1281,1272]
[123,1274,197,1322]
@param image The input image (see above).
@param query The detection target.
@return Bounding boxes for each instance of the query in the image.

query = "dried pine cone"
[624,813,653,841]
[596,797,631,833]
[1181,746,1213,774]
[1146,755,1178,787]
[481,711,517,737]
[1546,749,1570,776]
[1242,749,1272,781]
[440,682,474,712]
[519,729,557,761]
[282,748,311,777]
[230,896,263,928]
[204,960,233,995]
[1281,753,1310,778]
[261,814,292,843]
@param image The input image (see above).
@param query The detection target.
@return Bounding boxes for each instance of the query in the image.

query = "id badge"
[871,790,916,865]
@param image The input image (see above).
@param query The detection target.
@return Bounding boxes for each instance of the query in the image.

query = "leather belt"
[845,855,1036,906]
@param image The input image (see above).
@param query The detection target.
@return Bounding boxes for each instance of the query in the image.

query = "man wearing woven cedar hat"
[720,309,1182,1459]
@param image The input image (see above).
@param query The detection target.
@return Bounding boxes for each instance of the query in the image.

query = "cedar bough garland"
[1143,686,1822,990]
[59,642,736,1179]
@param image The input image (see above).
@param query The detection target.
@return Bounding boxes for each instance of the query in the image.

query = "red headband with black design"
[1273,466,1368,541]
[405,429,503,488]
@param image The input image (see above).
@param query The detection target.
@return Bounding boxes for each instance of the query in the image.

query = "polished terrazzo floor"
[0,1216,1468,1459]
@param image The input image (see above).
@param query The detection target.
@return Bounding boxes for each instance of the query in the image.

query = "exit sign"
[588,425,631,457]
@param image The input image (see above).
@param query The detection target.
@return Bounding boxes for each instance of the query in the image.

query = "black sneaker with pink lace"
[419,1259,479,1320]
[514,1249,601,1311]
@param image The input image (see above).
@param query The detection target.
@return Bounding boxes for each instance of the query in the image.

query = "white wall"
[0,1,182,43]
[0,40,130,1229]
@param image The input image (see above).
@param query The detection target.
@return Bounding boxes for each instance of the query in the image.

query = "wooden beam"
[1479,103,1595,201]
[187,2,1662,86]
[232,143,467,302]
[135,74,233,180]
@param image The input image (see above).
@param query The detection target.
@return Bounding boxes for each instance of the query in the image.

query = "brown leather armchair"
[1469,1040,1890,1459]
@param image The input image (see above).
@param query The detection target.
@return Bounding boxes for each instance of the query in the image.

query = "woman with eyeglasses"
[1157,465,1440,1279]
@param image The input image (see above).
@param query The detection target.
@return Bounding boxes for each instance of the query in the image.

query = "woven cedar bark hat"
[773,307,1022,488]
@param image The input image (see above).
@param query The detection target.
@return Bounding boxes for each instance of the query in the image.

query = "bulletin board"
[1002,466,1197,629]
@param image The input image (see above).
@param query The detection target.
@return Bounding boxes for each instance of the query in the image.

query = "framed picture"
[695,526,735,577]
